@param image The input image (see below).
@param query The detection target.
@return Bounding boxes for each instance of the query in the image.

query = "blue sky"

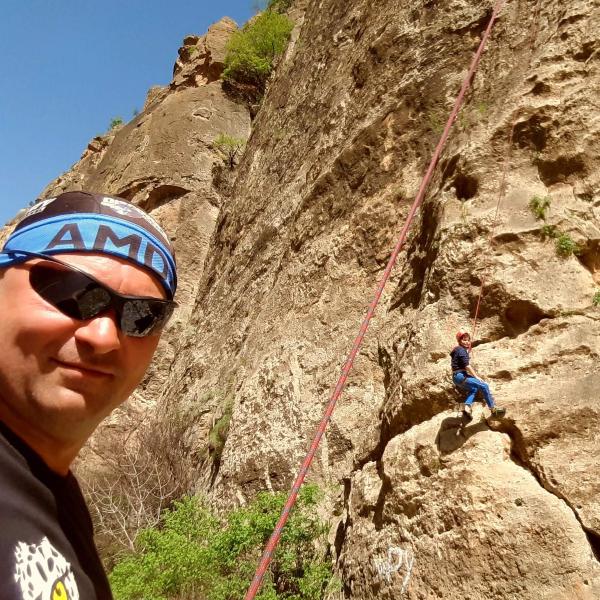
[0,0,256,225]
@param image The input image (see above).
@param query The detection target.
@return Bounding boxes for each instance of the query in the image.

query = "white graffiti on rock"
[373,546,414,594]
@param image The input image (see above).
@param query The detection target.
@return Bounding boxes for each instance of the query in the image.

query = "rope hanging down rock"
[244,1,508,597]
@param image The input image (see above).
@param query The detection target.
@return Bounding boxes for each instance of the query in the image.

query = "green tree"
[214,134,247,169]
[109,485,336,600]
[593,291,600,307]
[222,10,294,93]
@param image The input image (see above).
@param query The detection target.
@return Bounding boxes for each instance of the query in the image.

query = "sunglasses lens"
[121,299,174,337]
[30,265,110,320]
[77,287,113,320]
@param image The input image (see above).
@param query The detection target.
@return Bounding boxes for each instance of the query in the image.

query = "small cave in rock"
[502,300,550,337]
[513,114,548,152]
[574,41,596,62]
[531,80,551,96]
[584,527,600,562]
[141,184,190,212]
[333,518,347,561]
[537,155,587,187]
[577,242,600,284]
[453,172,479,200]
[373,463,394,531]
[118,179,157,202]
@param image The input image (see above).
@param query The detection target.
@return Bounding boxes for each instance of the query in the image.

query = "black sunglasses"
[9,250,176,337]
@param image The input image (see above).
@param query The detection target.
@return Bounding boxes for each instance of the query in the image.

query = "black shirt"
[0,421,113,600]
[450,346,470,373]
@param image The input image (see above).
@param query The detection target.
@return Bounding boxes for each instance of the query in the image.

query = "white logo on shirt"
[14,537,79,600]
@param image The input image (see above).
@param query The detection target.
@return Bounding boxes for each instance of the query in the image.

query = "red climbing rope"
[244,2,507,597]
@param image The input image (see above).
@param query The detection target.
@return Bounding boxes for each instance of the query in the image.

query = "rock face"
[158,0,600,597]
[3,0,600,597]
[172,18,237,89]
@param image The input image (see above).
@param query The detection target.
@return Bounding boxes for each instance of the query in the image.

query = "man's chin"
[32,382,120,424]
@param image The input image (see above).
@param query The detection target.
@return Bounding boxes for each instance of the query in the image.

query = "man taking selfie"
[0,191,177,600]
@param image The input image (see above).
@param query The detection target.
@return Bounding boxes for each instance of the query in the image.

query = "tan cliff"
[4,0,600,597]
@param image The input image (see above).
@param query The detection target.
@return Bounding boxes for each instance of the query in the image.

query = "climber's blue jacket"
[450,346,470,373]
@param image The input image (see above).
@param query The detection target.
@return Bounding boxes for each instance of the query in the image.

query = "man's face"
[0,252,165,445]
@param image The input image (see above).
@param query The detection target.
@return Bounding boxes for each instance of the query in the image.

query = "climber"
[450,331,506,420]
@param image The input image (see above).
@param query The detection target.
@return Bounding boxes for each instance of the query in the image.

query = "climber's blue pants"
[453,372,495,408]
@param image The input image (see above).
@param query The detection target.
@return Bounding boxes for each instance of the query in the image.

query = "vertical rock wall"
[160,0,600,597]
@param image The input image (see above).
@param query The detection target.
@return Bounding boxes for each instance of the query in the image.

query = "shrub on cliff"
[109,484,336,600]
[540,224,558,240]
[82,403,199,567]
[213,134,247,169]
[529,195,551,221]
[222,10,293,95]
[555,233,580,257]
[109,116,124,130]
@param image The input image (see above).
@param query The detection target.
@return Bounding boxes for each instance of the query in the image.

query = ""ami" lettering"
[45,223,168,277]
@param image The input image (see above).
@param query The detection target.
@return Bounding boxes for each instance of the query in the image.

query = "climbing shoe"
[462,405,473,422]
[491,407,506,418]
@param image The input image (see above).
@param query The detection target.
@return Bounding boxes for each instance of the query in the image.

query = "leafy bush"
[222,10,294,92]
[213,134,247,169]
[110,116,124,130]
[109,484,335,600]
[540,224,558,240]
[593,291,600,307]
[555,233,580,257]
[529,195,551,220]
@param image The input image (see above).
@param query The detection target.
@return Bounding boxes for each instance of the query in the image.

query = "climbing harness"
[244,1,508,597]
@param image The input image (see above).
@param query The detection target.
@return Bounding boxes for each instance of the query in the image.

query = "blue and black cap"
[0,191,177,298]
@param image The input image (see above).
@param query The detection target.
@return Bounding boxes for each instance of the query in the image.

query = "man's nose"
[73,312,121,353]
